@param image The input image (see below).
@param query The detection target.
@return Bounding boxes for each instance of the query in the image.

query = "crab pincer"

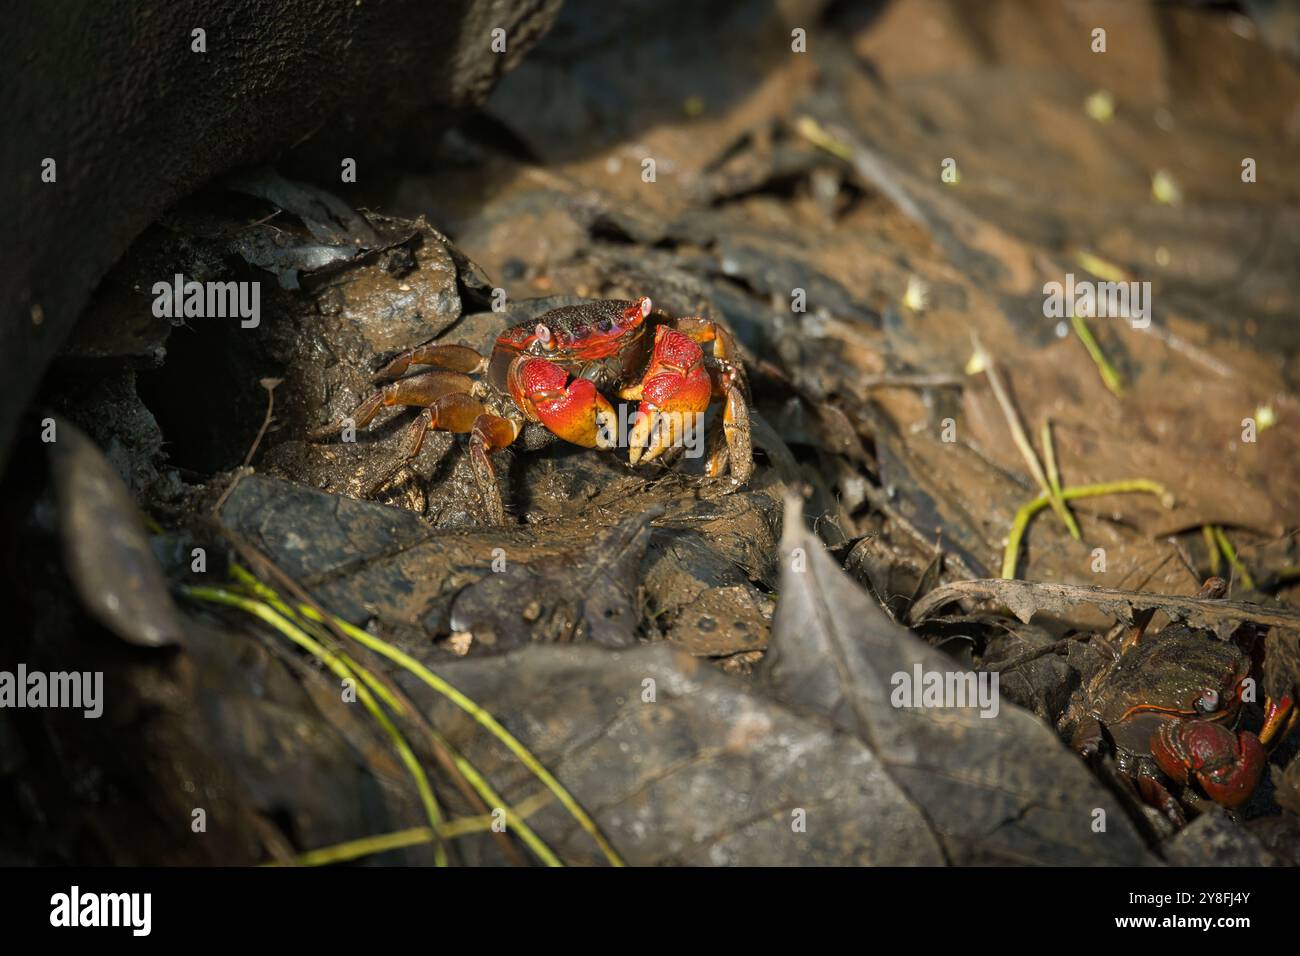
[627,326,711,465]
[508,356,617,449]
[1150,719,1265,809]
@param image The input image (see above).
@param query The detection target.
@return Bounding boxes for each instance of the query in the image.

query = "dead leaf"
[420,643,946,865]
[760,496,1154,864]
[49,416,183,647]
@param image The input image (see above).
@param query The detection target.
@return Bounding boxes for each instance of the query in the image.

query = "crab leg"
[373,394,520,524]
[672,314,738,363]
[1119,607,1157,653]
[709,378,752,482]
[372,343,485,382]
[308,370,475,439]
[1122,578,1227,652]
[323,369,520,523]
[1259,694,1296,750]
[397,392,491,458]
[1135,775,1186,827]
[468,413,523,525]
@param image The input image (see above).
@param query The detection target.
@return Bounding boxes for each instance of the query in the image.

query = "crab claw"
[1259,693,1296,750]
[1150,719,1265,809]
[509,357,616,449]
[628,326,711,465]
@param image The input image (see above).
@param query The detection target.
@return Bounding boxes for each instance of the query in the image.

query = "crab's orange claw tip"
[628,398,707,465]
[1260,694,1295,748]
[515,359,615,449]
[537,378,615,449]
[627,409,653,466]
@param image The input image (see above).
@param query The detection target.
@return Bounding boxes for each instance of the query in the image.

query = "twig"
[210,468,249,519]
[1040,419,1080,540]
[972,335,1076,540]
[1132,549,1176,593]
[1168,536,1202,587]
[244,377,282,468]
[211,379,281,517]
[913,578,1300,632]
[986,632,1094,673]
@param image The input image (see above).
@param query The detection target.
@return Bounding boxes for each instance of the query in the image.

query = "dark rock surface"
[1,0,560,469]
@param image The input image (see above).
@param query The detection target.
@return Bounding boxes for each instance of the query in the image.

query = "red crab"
[314,296,752,522]
[1067,579,1297,826]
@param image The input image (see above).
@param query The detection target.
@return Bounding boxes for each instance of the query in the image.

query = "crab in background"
[1065,578,1296,827]
[312,297,753,522]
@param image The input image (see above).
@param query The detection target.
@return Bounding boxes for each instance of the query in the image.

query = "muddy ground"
[4,0,1300,866]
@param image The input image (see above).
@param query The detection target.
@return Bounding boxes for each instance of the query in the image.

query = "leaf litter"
[12,0,1300,865]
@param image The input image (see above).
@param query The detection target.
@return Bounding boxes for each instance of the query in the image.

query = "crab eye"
[1194,688,1220,714]
[534,324,554,349]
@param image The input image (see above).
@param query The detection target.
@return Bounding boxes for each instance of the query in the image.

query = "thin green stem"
[184,587,449,866]
[1002,480,1173,580]
[1071,314,1123,397]
[1202,524,1222,576]
[1210,525,1256,591]
[221,567,564,866]
[973,335,1076,540]
[270,827,436,867]
[1040,419,1081,541]
[272,798,557,868]
[300,605,625,867]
